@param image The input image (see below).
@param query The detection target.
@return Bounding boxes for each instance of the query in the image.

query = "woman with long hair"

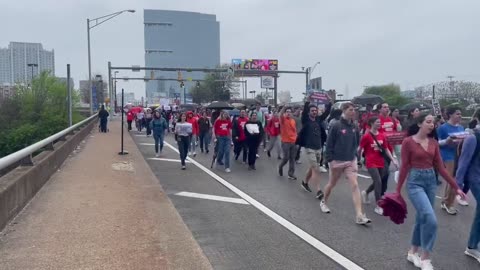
[405,107,420,128]
[175,112,192,170]
[396,113,466,269]
[359,117,398,215]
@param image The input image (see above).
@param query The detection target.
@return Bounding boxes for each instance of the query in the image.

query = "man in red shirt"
[232,110,249,163]
[266,111,282,159]
[378,103,397,136]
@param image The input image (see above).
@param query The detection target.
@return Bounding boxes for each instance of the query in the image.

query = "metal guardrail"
[0,114,98,171]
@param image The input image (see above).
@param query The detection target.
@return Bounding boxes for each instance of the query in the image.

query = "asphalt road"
[131,131,478,270]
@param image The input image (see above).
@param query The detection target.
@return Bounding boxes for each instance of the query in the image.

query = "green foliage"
[0,71,84,157]
[363,83,409,108]
[190,64,236,103]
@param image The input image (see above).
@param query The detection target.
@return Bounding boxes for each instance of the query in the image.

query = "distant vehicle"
[333,101,352,110]
[466,103,480,110]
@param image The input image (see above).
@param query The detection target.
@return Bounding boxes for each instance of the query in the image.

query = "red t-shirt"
[214,119,232,137]
[236,117,248,141]
[360,132,391,168]
[267,117,281,136]
[361,112,377,132]
[379,115,397,134]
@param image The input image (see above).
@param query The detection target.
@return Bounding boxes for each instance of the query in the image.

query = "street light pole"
[27,63,38,83]
[87,9,135,116]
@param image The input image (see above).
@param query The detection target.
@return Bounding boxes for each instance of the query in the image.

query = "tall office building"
[144,10,220,104]
[0,42,55,84]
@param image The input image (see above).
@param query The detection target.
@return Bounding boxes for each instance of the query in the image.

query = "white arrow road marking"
[174,191,249,205]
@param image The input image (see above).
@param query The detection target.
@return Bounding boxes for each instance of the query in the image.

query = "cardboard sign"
[432,99,441,117]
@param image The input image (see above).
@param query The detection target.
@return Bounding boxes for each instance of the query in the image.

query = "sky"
[2,0,480,101]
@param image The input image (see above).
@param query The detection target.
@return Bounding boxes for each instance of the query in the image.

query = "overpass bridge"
[0,116,478,269]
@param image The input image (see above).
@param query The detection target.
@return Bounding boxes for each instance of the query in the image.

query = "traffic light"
[180,81,185,88]
[196,81,200,88]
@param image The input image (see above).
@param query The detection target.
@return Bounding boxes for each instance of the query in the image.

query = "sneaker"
[267,151,271,157]
[155,153,159,158]
[465,248,480,261]
[206,149,209,154]
[361,190,370,204]
[296,160,302,164]
[288,175,297,180]
[441,202,458,215]
[301,181,312,192]
[457,195,469,206]
[278,166,283,176]
[256,154,260,158]
[374,206,384,216]
[225,168,231,173]
[407,252,421,267]
[320,201,331,213]
[419,259,434,270]
[193,152,197,157]
[356,214,372,225]
[319,166,328,173]
[277,156,282,160]
[181,165,186,170]
[316,190,324,200]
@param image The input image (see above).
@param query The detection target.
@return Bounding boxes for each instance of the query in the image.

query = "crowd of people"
[125,99,480,269]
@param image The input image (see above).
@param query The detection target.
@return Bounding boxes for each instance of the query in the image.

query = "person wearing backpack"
[455,127,480,263]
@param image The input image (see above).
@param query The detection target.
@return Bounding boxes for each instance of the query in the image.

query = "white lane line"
[148,158,191,163]
[435,195,443,199]
[175,191,249,205]
[357,173,371,179]
[164,141,364,270]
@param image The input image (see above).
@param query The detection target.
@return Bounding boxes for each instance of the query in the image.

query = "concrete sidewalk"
[0,119,212,270]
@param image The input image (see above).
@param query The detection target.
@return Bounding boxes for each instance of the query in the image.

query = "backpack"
[454,132,480,177]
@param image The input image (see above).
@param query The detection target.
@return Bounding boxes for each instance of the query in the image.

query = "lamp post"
[249,90,256,99]
[87,9,135,115]
[27,63,38,83]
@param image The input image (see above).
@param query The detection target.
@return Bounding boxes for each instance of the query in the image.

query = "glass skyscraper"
[144,10,220,104]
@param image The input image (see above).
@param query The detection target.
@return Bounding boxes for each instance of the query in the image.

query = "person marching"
[198,111,211,154]
[278,105,298,180]
[438,106,465,215]
[150,110,168,157]
[244,112,264,170]
[145,108,153,136]
[359,117,398,215]
[175,112,192,170]
[232,110,249,163]
[266,111,282,159]
[455,126,480,263]
[298,94,331,199]
[213,111,233,173]
[396,113,466,270]
[126,110,134,131]
[321,102,371,225]
[186,111,199,157]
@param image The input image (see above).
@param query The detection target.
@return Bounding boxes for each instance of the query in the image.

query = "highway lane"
[131,132,478,270]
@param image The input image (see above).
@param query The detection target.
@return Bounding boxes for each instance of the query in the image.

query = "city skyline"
[1,1,480,101]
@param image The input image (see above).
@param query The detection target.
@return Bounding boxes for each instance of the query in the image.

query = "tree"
[0,71,83,157]
[363,83,409,107]
[190,64,237,103]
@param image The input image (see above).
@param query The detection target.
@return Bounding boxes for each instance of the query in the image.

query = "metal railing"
[0,114,98,171]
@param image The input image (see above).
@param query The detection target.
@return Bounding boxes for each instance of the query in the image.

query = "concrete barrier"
[0,120,96,231]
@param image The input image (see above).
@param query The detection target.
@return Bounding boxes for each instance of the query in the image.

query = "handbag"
[369,132,391,167]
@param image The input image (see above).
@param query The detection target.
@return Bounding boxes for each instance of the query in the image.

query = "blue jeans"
[407,168,438,252]
[468,181,480,249]
[153,132,164,153]
[216,136,231,169]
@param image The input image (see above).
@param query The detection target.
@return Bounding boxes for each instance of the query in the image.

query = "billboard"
[232,59,278,71]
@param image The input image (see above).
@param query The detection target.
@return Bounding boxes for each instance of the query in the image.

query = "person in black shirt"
[298,94,331,200]
[98,105,109,133]
[198,112,211,153]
